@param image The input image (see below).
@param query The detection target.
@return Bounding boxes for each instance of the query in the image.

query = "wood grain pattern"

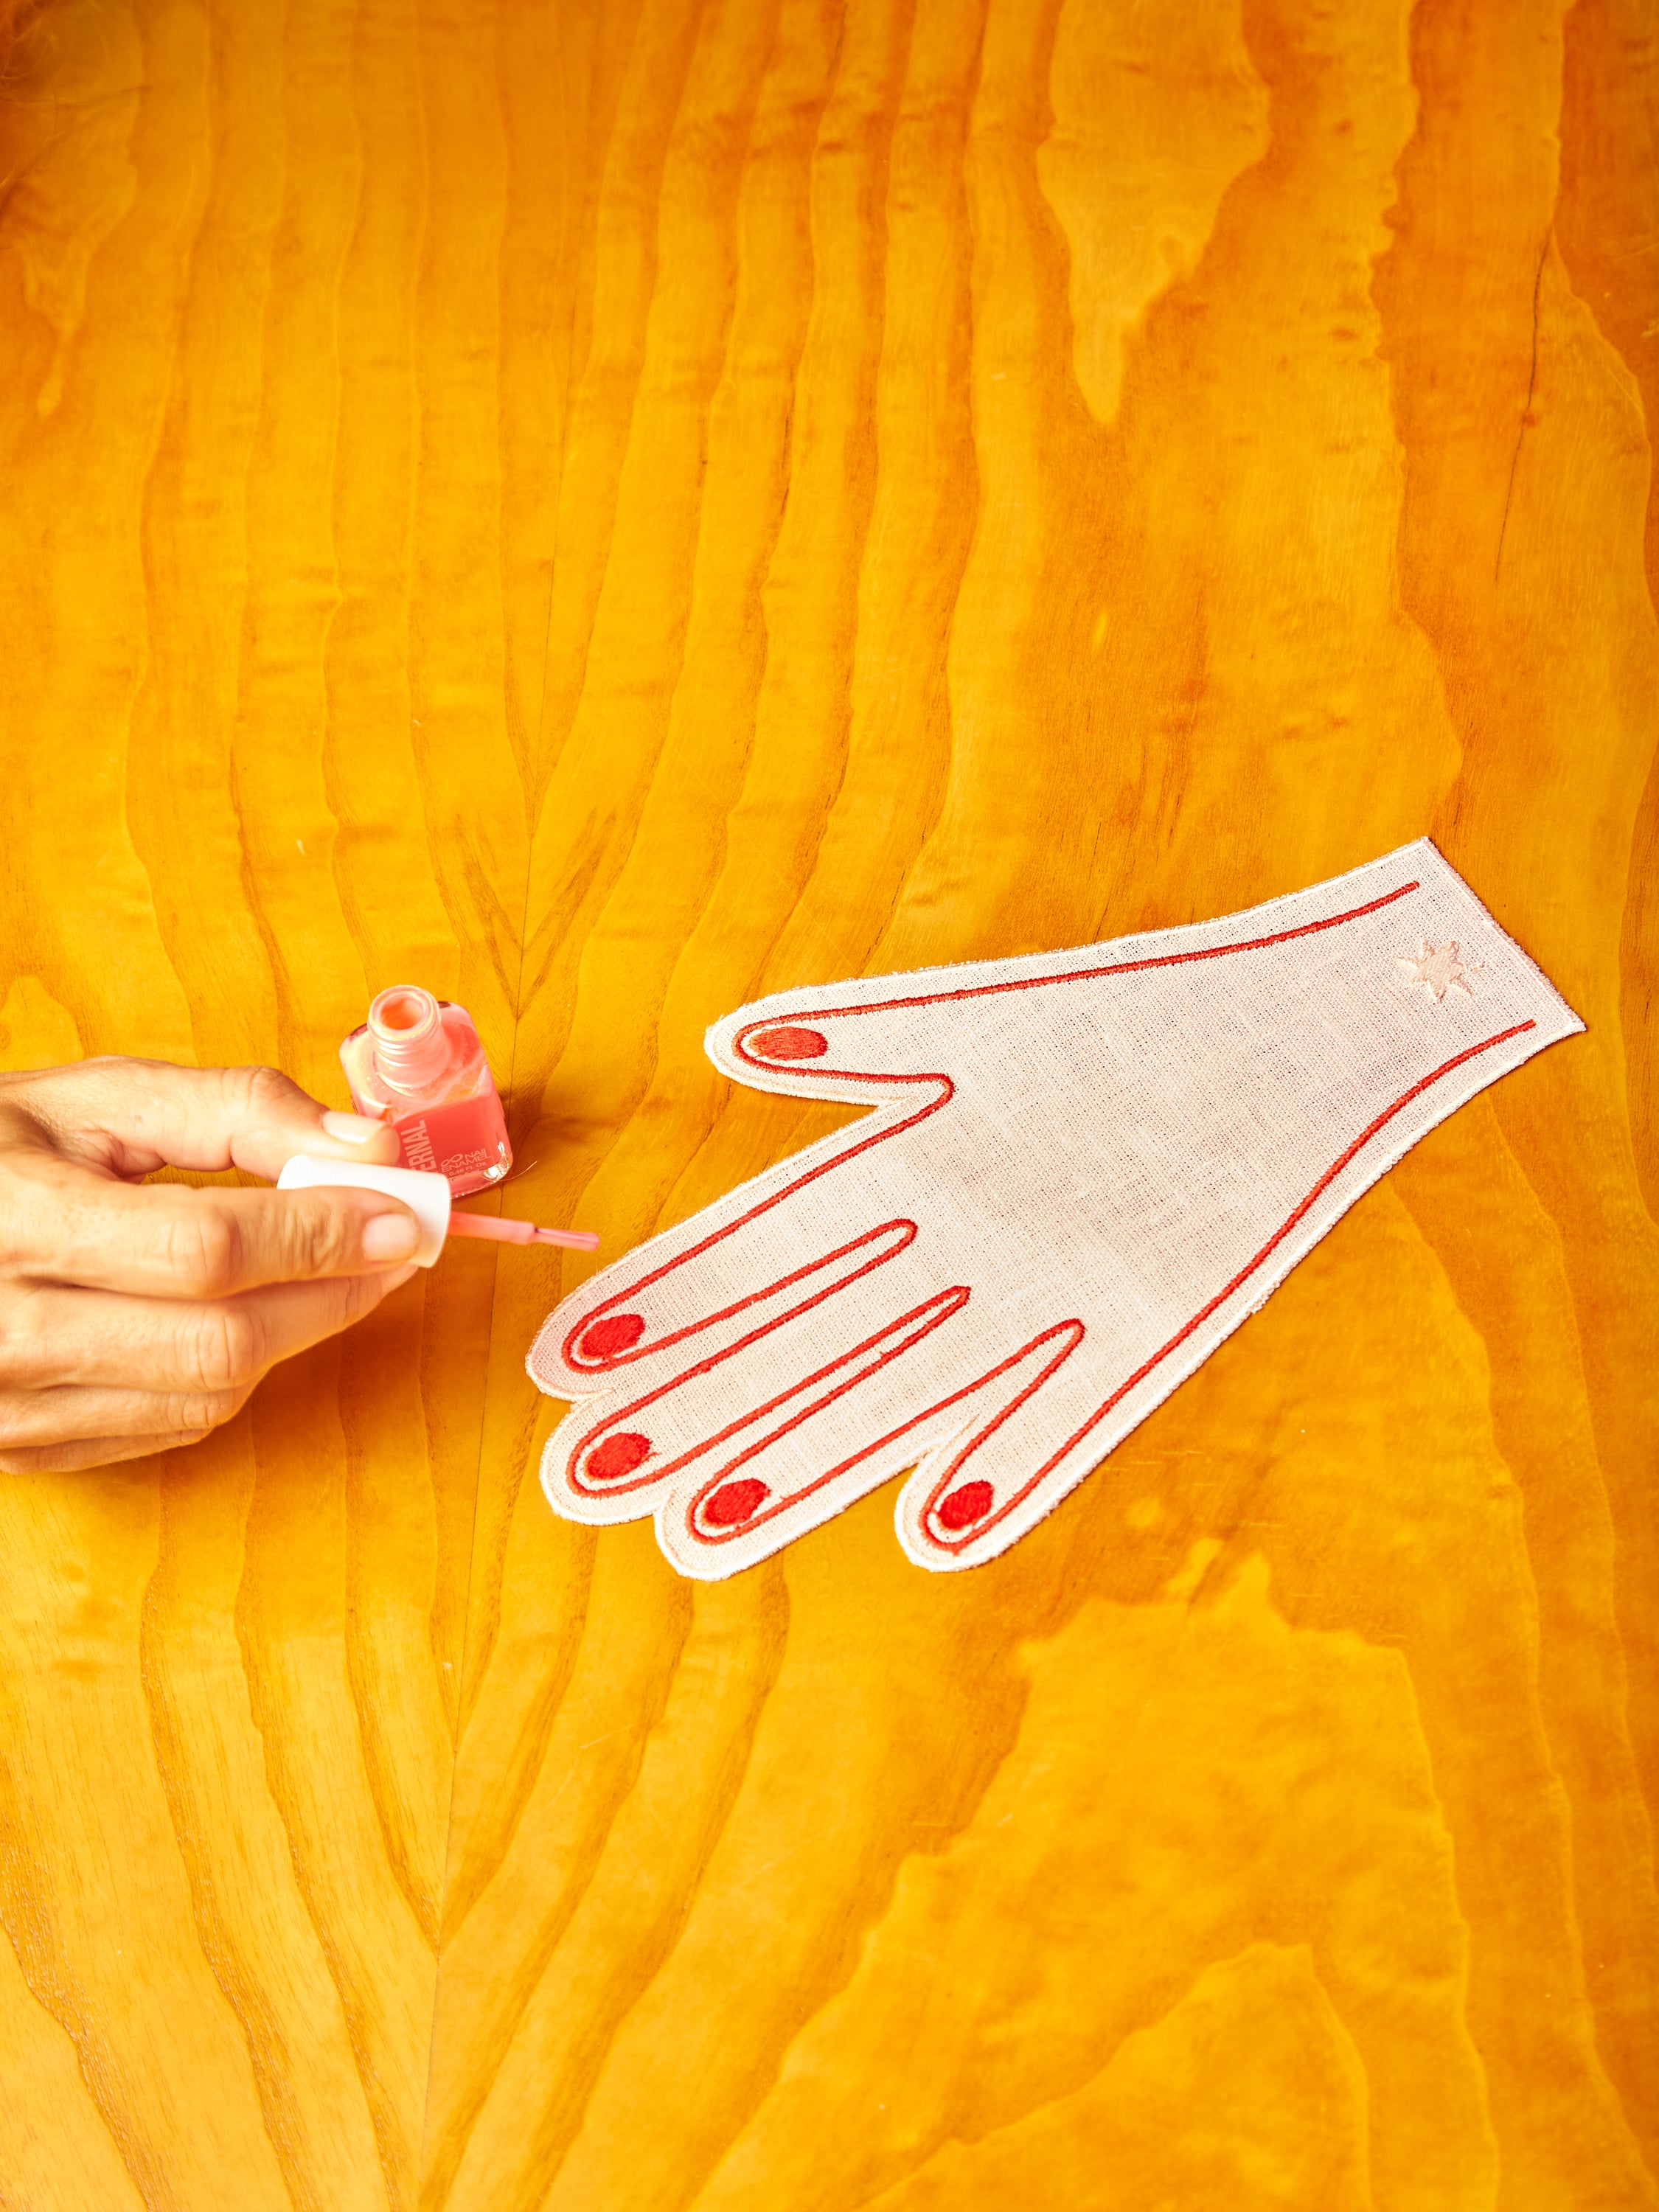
[1,0,1655,2205]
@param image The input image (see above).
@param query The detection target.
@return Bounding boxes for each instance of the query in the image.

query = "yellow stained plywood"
[0,0,1655,2206]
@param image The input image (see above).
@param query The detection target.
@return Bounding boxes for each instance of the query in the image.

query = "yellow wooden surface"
[1,0,1656,2205]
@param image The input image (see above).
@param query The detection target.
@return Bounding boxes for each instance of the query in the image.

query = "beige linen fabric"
[529,840,1582,1578]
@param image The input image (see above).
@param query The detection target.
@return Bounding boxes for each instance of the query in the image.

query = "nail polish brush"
[277,1155,599,1267]
[445,1213,597,1249]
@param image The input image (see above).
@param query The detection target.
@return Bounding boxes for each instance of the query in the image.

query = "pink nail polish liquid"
[340,986,512,1197]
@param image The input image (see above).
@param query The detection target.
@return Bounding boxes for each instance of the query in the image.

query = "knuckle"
[285,1197,353,1279]
[246,1064,294,1108]
[163,1389,241,1435]
[172,1205,243,1297]
[190,1304,267,1393]
[0,1289,49,1387]
[234,1064,305,1121]
[338,1271,386,1323]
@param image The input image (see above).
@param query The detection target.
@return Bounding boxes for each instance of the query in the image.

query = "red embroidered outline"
[915,1016,1539,1555]
[560,1218,918,1390]
[683,1318,1088,1545]
[732,879,1420,1048]
[558,1091,950,1372]
[557,880,1419,1378]
[568,1286,972,1500]
[566,1227,929,1498]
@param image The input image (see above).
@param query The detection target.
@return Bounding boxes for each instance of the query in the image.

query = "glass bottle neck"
[367,986,452,1093]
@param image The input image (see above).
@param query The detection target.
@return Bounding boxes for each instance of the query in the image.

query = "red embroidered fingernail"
[703,1478,769,1527]
[580,1312,646,1359]
[751,1026,828,1061]
[936,1481,993,1531]
[586,1433,651,1482]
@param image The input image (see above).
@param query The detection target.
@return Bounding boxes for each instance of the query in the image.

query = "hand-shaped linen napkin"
[529,840,1581,1578]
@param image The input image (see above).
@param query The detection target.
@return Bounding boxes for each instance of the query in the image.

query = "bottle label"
[393,1096,506,1186]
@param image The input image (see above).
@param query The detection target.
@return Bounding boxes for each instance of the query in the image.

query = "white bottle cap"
[276,1154,451,1267]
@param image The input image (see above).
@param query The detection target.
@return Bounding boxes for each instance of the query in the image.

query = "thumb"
[26,1059,403,1182]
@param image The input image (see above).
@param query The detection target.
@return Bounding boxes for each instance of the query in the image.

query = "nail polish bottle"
[340,986,512,1198]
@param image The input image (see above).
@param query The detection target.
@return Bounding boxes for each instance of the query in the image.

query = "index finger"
[5,1059,401,1181]
[7,1155,421,1296]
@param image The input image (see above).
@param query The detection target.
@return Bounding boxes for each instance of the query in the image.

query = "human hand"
[0,1058,421,1471]
[530,841,1580,1576]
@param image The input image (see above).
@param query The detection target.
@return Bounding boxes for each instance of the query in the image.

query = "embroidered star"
[1397,939,1482,1002]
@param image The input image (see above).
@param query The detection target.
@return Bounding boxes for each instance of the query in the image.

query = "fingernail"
[362,1212,420,1262]
[322,1110,389,1144]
